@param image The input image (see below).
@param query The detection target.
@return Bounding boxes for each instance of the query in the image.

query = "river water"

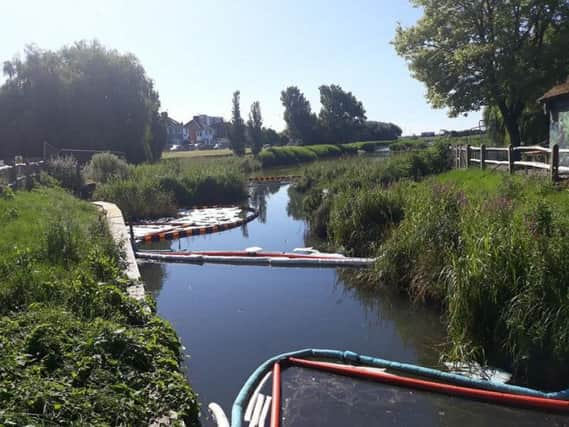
[140,183,568,426]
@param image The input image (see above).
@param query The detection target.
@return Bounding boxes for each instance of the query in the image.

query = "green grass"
[378,170,569,387]
[162,147,252,159]
[93,157,251,220]
[0,186,199,425]
[293,142,451,253]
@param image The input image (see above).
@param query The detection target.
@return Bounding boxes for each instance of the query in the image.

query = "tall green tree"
[280,86,317,144]
[393,0,569,146]
[230,90,246,156]
[318,84,367,144]
[0,41,164,162]
[247,101,264,155]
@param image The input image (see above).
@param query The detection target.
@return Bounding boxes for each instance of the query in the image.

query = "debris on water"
[444,361,512,384]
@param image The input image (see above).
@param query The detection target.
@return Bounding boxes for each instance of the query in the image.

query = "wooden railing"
[455,144,568,182]
[0,160,45,189]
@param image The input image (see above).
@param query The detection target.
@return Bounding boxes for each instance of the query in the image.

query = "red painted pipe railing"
[270,362,282,427]
[288,357,569,412]
[166,250,343,260]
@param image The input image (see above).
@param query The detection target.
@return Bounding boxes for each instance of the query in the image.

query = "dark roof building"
[539,82,569,154]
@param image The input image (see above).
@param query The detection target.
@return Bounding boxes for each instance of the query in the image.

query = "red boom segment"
[288,357,569,412]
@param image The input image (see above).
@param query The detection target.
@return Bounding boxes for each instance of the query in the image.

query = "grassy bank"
[0,186,199,425]
[257,141,391,168]
[293,142,451,254]
[93,157,250,220]
[377,170,569,388]
[293,145,569,388]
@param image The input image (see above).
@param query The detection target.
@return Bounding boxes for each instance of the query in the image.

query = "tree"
[280,86,317,144]
[262,128,287,146]
[230,91,246,156]
[247,101,264,155]
[357,121,402,141]
[0,41,163,163]
[318,84,367,144]
[394,0,569,146]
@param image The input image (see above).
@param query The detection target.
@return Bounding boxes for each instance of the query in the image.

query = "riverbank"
[0,186,199,425]
[293,146,569,389]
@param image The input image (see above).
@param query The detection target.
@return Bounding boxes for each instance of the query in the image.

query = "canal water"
[139,183,569,426]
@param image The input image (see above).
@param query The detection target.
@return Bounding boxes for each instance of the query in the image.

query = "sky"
[0,0,482,135]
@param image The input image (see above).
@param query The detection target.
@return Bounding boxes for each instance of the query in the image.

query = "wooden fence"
[455,143,568,182]
[0,160,45,189]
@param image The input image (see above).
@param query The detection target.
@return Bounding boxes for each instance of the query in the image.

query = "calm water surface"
[140,184,568,426]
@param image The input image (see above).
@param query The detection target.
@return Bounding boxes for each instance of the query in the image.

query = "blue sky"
[0,0,481,135]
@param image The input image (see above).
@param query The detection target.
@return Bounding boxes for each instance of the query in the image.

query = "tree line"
[229,85,403,156]
[0,41,166,163]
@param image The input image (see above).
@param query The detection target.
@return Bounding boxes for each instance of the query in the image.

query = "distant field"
[162,148,235,159]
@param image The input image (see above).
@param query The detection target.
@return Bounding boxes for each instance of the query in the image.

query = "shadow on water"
[139,183,569,427]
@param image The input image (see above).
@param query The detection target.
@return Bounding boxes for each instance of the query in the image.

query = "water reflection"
[249,182,281,223]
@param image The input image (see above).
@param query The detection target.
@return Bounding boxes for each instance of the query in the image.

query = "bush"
[46,156,83,192]
[93,177,177,221]
[83,152,130,184]
[94,159,248,220]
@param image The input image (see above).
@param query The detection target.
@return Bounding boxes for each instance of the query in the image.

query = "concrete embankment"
[93,202,145,301]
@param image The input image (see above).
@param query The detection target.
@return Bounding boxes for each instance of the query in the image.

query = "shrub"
[46,155,83,192]
[83,152,130,184]
[94,159,247,219]
[93,177,177,221]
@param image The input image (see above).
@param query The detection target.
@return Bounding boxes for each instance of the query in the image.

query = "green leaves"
[394,0,569,145]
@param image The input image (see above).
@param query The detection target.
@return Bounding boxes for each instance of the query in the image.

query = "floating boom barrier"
[208,348,569,427]
[135,249,376,268]
[248,175,302,183]
[134,207,259,243]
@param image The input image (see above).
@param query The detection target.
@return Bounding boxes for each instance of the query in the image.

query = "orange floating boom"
[270,362,281,427]
[288,357,569,412]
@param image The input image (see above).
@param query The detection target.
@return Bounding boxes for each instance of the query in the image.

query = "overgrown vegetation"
[0,187,199,425]
[294,145,569,388]
[83,152,131,184]
[293,142,451,254]
[377,170,569,388]
[45,156,83,193]
[94,157,248,220]
[258,141,391,167]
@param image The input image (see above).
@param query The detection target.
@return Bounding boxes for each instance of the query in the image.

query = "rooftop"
[539,82,569,103]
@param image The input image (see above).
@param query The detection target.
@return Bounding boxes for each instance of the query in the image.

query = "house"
[420,131,436,138]
[539,82,569,150]
[184,115,226,146]
[166,117,186,147]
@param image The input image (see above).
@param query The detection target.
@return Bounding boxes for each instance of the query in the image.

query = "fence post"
[465,145,471,168]
[480,144,486,169]
[550,143,559,182]
[455,145,460,169]
[508,145,514,174]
